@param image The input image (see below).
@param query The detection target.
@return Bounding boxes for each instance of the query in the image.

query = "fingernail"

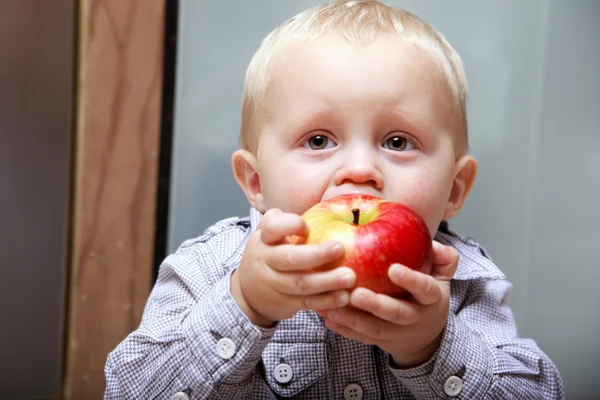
[331,243,345,257]
[432,241,443,251]
[390,264,404,279]
[337,290,350,306]
[340,273,355,287]
[353,291,368,307]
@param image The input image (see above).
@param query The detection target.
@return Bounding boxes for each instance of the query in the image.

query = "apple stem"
[352,208,360,225]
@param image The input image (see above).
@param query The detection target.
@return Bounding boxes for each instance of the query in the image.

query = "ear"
[232,149,266,213]
[443,155,478,220]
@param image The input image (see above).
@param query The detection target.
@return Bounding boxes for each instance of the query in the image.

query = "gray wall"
[168,1,600,398]
[0,0,74,398]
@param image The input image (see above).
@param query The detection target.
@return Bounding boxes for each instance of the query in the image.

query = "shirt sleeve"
[388,278,565,399]
[103,239,277,400]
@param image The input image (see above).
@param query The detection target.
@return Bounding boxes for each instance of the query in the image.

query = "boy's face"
[234,35,476,236]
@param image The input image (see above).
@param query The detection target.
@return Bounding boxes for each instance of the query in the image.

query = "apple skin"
[292,194,433,298]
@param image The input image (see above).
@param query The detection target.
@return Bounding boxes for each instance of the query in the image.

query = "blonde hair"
[240,0,469,153]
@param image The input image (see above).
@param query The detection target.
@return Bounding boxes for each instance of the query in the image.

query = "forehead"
[263,35,459,135]
[273,36,441,90]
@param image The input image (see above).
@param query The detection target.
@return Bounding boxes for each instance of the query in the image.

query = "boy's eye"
[383,136,415,151]
[304,135,334,150]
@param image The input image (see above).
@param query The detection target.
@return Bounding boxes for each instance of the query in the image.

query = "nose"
[333,146,383,189]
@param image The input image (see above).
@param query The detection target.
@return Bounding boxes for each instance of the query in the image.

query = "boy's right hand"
[230,208,355,327]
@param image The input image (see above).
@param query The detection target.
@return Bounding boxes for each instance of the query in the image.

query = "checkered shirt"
[104,208,565,399]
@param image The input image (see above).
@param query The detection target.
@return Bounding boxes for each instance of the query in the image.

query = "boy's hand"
[231,208,355,327]
[319,241,459,368]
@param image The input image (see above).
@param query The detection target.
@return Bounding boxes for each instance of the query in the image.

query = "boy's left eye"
[383,136,415,151]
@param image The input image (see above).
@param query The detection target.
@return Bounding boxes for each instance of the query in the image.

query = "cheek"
[284,187,323,215]
[391,169,454,235]
[259,163,328,215]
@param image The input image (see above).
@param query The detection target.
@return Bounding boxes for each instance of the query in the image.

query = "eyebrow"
[280,105,339,132]
[382,106,436,134]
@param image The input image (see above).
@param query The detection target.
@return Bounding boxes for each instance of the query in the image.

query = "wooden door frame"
[65,0,167,398]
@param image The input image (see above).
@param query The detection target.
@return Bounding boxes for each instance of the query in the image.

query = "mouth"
[323,187,382,201]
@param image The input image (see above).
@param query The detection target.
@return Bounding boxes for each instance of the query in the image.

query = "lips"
[323,186,382,202]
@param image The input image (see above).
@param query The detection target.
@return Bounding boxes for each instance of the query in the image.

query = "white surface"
[170,1,600,398]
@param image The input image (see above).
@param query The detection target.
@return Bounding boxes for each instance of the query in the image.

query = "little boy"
[105,1,564,399]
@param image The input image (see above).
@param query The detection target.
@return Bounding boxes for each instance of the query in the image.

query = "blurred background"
[1,0,598,399]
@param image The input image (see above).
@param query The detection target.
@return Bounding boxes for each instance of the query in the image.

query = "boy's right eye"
[304,135,335,150]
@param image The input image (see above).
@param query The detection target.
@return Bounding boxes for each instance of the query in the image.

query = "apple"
[292,194,433,298]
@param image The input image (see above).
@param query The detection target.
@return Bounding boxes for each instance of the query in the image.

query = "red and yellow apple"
[292,194,433,298]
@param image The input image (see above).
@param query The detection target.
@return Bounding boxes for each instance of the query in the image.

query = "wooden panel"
[65,0,166,398]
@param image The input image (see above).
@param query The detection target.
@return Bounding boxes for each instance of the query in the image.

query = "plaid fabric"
[104,208,564,399]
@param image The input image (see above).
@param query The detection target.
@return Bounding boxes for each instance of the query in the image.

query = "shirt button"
[444,376,463,396]
[273,363,293,384]
[343,383,364,400]
[170,392,190,400]
[216,337,236,359]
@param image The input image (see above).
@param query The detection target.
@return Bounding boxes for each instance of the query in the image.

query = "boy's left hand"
[319,241,459,368]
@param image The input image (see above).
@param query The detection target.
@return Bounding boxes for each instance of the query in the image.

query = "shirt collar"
[250,207,262,232]
[248,207,505,281]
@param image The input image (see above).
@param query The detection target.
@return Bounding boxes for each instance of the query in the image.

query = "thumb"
[430,241,459,281]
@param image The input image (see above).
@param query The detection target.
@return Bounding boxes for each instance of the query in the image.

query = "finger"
[296,290,351,311]
[430,241,459,281]
[388,264,442,305]
[259,209,308,245]
[324,306,392,342]
[349,287,420,325]
[275,267,356,295]
[266,241,345,271]
[323,319,375,345]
